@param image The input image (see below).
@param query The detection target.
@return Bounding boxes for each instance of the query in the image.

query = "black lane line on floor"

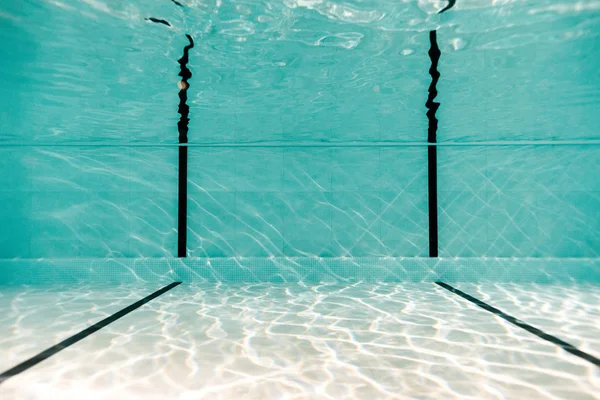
[177,34,194,258]
[435,281,600,368]
[426,30,440,257]
[146,17,171,27]
[0,282,182,385]
[439,0,456,14]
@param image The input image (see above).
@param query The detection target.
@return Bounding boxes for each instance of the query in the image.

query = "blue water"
[0,1,599,263]
[0,1,599,398]
[1,0,599,266]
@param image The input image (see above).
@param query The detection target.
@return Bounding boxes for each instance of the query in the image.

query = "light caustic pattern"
[1,0,599,260]
[1,283,599,399]
[1,0,599,143]
[2,143,597,260]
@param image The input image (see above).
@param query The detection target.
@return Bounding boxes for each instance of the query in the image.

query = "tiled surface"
[1,144,598,259]
[283,148,332,192]
[1,0,599,264]
[0,258,598,285]
[330,192,382,257]
[281,192,332,257]
[0,147,178,258]
[380,190,428,256]
[438,145,600,257]
[1,283,599,399]
[187,147,428,257]
[0,284,161,371]
[453,283,600,357]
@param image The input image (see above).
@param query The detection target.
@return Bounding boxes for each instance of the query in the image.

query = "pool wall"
[0,1,598,281]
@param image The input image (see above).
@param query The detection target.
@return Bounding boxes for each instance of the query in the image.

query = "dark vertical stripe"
[177,34,194,258]
[178,146,188,257]
[177,34,194,144]
[428,146,438,257]
[426,30,441,257]
[435,282,600,368]
[0,282,182,384]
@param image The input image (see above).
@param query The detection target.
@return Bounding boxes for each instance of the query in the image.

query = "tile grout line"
[2,141,599,148]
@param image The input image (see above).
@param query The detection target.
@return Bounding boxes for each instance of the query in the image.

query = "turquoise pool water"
[0,0,599,398]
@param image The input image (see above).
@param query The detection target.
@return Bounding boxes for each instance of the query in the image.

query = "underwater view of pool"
[1,0,599,398]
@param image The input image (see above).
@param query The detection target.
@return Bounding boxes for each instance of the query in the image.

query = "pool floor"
[1,282,598,399]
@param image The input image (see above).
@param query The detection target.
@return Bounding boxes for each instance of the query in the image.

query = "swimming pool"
[1,278,599,399]
[1,0,599,398]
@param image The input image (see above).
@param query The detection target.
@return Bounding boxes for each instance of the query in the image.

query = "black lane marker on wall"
[439,0,456,13]
[435,282,600,368]
[426,30,440,257]
[146,17,171,27]
[177,34,194,258]
[0,282,182,384]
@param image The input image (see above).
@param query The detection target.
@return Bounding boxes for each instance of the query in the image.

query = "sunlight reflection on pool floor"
[1,282,598,399]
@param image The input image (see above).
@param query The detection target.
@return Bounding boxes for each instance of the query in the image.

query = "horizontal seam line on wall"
[1,141,599,148]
